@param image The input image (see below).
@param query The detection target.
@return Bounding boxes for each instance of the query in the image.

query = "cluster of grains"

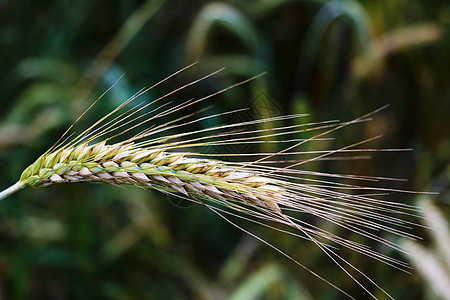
[19,142,283,213]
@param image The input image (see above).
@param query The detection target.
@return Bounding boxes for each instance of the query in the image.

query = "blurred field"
[0,1,449,299]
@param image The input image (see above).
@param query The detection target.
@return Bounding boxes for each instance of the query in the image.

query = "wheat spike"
[0,66,428,299]
[18,142,284,214]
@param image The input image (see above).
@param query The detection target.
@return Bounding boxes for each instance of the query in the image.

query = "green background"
[0,0,449,299]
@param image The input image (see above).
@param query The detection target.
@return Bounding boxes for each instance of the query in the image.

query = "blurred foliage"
[0,0,449,299]
[402,167,450,300]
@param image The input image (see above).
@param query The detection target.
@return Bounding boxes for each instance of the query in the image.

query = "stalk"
[0,182,23,201]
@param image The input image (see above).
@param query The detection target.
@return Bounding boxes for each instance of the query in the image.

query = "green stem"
[0,181,23,201]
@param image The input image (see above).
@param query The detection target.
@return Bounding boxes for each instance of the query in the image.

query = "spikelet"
[0,65,427,299]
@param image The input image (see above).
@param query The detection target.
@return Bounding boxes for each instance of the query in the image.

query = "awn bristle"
[0,64,427,300]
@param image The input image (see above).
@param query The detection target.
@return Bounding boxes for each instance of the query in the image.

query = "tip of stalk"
[0,181,24,202]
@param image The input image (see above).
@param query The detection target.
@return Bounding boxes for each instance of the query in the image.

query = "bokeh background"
[0,0,449,299]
